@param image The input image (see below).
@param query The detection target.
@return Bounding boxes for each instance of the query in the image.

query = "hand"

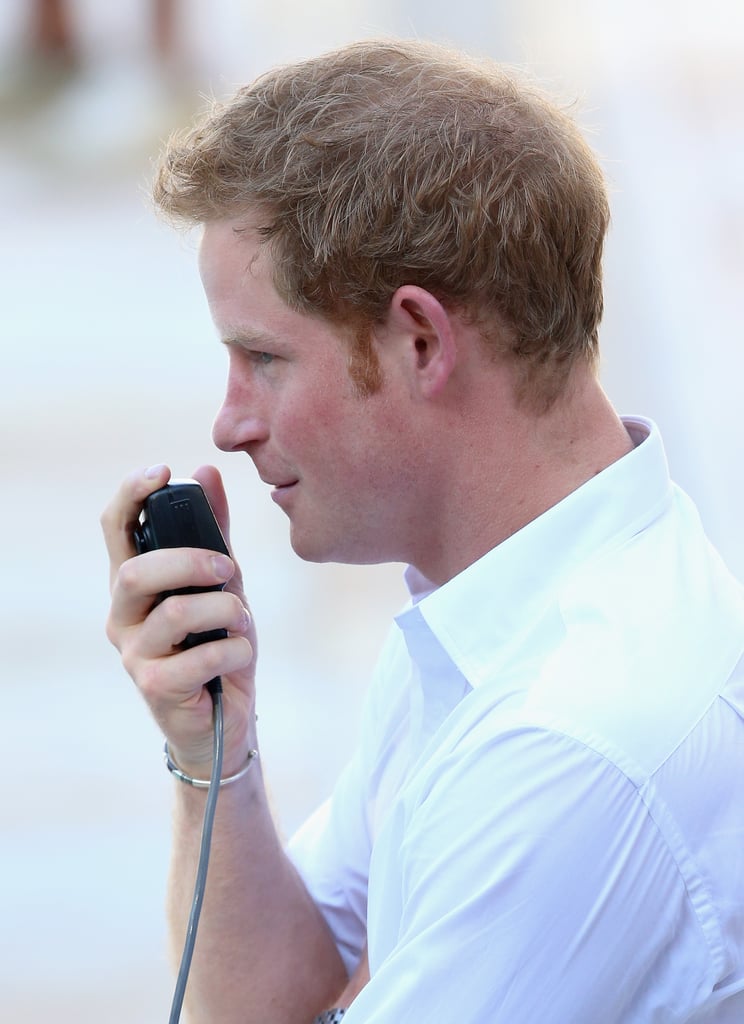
[101,464,257,777]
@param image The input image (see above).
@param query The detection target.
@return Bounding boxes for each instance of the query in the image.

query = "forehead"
[198,218,355,358]
[199,218,267,289]
[198,217,286,332]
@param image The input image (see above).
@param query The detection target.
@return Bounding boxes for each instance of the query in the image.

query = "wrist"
[166,708,258,781]
[164,741,258,788]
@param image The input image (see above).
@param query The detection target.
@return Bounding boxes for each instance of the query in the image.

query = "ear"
[386,285,457,399]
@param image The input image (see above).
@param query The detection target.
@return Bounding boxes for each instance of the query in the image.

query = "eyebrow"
[220,327,280,350]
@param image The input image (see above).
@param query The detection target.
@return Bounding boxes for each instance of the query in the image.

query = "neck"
[409,367,633,586]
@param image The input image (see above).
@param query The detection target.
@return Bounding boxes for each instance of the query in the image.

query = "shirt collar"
[397,416,672,688]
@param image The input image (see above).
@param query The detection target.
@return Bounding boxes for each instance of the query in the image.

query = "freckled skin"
[202,218,426,567]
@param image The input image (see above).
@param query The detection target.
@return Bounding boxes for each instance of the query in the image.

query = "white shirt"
[289,418,744,1023]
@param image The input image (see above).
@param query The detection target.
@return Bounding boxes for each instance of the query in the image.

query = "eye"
[252,351,275,366]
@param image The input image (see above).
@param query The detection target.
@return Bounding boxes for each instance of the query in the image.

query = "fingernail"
[145,464,167,479]
[212,554,233,580]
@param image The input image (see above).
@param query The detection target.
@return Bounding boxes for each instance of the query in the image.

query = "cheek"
[283,378,409,482]
[280,394,338,443]
[283,382,358,441]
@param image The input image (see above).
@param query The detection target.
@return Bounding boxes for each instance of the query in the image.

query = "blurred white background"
[1,1,741,1020]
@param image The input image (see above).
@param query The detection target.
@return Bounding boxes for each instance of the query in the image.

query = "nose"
[212,362,269,453]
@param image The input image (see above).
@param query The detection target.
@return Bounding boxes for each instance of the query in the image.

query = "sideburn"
[348,323,384,396]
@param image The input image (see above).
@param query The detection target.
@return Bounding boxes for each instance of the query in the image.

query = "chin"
[289,525,392,566]
[289,527,338,564]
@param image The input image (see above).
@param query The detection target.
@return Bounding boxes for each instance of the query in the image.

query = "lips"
[269,480,298,509]
[256,467,298,489]
[255,463,299,503]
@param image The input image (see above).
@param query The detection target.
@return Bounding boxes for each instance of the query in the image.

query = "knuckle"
[104,613,121,650]
[117,558,140,594]
[161,594,187,628]
[137,658,164,700]
[120,647,138,679]
[99,504,113,534]
[183,548,202,576]
[100,494,124,534]
[200,642,224,675]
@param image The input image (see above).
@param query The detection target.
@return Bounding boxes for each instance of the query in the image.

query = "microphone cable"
[168,680,224,1024]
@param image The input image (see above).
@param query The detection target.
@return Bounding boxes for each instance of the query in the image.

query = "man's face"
[201,218,421,565]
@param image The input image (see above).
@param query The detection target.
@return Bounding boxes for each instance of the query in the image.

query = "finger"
[136,589,252,661]
[136,634,255,707]
[136,634,255,749]
[101,464,172,590]
[109,546,235,635]
[135,635,256,767]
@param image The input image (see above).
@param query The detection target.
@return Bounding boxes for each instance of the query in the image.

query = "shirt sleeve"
[287,756,370,976]
[287,626,413,977]
[344,723,717,1024]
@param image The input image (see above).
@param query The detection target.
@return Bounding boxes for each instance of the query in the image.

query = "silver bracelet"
[163,742,258,788]
[312,1011,346,1024]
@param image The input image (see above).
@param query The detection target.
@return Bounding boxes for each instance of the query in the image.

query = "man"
[101,39,744,1023]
